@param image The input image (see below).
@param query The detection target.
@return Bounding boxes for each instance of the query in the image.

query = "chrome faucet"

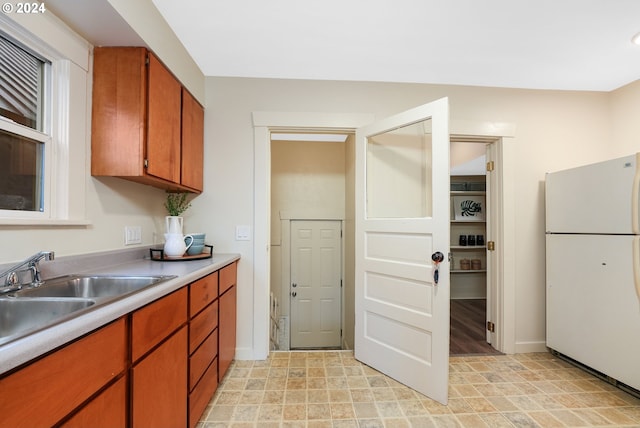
[0,251,55,294]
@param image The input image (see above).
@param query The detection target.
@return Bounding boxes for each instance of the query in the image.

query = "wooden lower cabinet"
[0,318,127,428]
[61,376,127,428]
[218,261,238,381]
[132,326,188,428]
[0,260,238,428]
[218,283,237,379]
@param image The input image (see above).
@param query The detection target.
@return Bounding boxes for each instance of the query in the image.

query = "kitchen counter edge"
[0,252,240,375]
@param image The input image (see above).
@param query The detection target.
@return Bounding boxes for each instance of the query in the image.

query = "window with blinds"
[0,33,48,212]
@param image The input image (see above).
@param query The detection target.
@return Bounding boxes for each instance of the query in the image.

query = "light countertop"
[0,249,240,374]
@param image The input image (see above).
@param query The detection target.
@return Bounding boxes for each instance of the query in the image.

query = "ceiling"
[47,0,640,91]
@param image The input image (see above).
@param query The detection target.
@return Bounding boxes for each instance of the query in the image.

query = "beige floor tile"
[199,350,640,427]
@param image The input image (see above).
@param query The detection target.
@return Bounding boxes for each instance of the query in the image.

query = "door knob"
[291,291,297,297]
[292,283,297,287]
[431,251,444,263]
[431,251,444,286]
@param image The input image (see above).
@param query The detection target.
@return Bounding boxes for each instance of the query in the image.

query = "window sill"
[0,219,92,227]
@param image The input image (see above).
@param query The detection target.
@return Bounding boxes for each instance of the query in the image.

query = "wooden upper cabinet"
[181,88,205,192]
[91,47,204,193]
[147,53,182,184]
[91,47,146,178]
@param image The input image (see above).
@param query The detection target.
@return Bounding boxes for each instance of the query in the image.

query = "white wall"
[202,77,614,357]
[610,79,640,157]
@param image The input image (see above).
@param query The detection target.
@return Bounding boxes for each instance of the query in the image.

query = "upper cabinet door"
[91,47,147,177]
[146,53,182,184]
[181,88,204,192]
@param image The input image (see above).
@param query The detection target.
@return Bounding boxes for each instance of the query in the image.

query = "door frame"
[252,111,516,360]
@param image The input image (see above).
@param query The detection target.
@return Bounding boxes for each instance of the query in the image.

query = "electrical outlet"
[124,226,142,245]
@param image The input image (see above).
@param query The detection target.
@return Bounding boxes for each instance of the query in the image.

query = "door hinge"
[487,241,495,251]
[144,159,148,169]
[340,279,343,288]
[487,321,495,332]
[486,161,494,172]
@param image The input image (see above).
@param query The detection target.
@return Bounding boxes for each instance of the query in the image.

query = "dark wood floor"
[450,299,501,356]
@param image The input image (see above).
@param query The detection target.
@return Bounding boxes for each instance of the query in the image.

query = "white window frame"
[0,14,78,224]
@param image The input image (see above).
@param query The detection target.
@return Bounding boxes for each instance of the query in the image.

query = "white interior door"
[290,220,342,348]
[355,98,450,404]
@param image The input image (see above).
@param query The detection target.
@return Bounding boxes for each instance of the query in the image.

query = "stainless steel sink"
[0,298,95,345]
[0,274,176,346]
[11,275,175,299]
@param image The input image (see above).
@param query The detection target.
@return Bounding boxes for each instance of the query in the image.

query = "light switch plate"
[124,226,142,245]
[235,225,251,241]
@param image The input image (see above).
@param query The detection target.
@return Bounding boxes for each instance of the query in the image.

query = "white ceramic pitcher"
[164,233,193,258]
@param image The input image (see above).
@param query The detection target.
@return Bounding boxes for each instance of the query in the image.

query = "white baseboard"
[514,340,548,354]
[234,347,261,360]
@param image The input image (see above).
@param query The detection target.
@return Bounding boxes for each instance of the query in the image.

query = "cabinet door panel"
[91,47,146,177]
[132,327,188,428]
[132,287,187,362]
[147,53,182,183]
[181,88,204,191]
[61,376,127,428]
[218,285,236,380]
[0,318,127,428]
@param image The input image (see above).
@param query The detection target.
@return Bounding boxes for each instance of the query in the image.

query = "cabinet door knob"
[291,291,297,297]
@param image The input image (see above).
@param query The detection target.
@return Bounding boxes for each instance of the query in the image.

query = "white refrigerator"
[546,153,640,392]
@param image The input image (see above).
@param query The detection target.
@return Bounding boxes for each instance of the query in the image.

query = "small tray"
[150,244,213,262]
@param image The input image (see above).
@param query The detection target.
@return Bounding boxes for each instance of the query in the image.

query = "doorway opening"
[450,140,501,356]
[269,132,354,351]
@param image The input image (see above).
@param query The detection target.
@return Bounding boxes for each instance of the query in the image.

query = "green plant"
[164,193,191,216]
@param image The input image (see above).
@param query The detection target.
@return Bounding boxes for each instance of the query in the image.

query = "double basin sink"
[0,274,176,346]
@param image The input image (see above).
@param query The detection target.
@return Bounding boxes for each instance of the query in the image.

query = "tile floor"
[197,351,640,427]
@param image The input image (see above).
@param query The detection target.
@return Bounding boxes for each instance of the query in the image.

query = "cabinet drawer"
[189,299,218,354]
[132,288,187,362]
[189,357,218,428]
[219,261,237,294]
[190,271,218,316]
[0,318,127,428]
[189,328,218,391]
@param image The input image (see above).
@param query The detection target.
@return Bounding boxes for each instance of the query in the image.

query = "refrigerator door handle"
[632,153,640,234]
[633,236,640,303]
